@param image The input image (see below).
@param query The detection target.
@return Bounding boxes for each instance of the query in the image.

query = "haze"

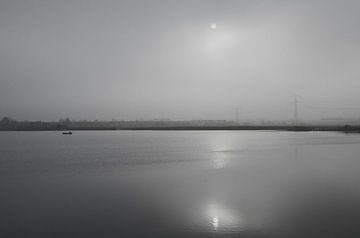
[1,0,359,121]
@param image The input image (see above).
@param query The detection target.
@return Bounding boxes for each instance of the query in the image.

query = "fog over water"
[1,0,360,121]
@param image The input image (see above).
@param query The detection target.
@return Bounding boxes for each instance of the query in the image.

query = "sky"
[0,0,360,121]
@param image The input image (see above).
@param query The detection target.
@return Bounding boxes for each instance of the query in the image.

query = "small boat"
[62,131,73,135]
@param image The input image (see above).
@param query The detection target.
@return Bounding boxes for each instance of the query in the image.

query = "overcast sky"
[1,0,359,121]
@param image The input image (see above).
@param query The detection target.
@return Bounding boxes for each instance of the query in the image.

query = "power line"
[302,105,360,110]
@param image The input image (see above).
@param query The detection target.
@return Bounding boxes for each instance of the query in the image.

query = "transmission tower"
[235,107,240,123]
[291,95,301,126]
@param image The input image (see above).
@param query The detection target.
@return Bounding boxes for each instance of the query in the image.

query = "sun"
[210,23,217,30]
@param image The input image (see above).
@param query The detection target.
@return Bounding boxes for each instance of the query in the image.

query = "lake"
[1,130,360,237]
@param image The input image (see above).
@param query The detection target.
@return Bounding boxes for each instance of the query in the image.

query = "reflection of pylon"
[291,95,301,126]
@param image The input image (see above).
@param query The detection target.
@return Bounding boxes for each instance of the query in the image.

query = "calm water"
[1,131,360,237]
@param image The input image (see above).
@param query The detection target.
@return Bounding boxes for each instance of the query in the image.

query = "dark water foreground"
[1,131,360,238]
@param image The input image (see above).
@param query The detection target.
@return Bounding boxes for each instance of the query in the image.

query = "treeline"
[0,117,117,131]
[0,117,359,132]
[0,117,231,131]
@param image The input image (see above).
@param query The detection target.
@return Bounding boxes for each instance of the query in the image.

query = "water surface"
[1,131,360,237]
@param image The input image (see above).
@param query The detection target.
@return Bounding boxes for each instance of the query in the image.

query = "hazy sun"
[210,23,217,29]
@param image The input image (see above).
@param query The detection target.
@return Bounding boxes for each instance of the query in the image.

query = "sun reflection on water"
[212,216,219,230]
[206,202,244,231]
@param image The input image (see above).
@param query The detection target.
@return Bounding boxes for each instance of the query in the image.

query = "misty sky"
[1,0,360,121]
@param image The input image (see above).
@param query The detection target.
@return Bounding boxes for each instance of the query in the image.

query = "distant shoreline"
[2,117,359,132]
[0,125,359,133]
